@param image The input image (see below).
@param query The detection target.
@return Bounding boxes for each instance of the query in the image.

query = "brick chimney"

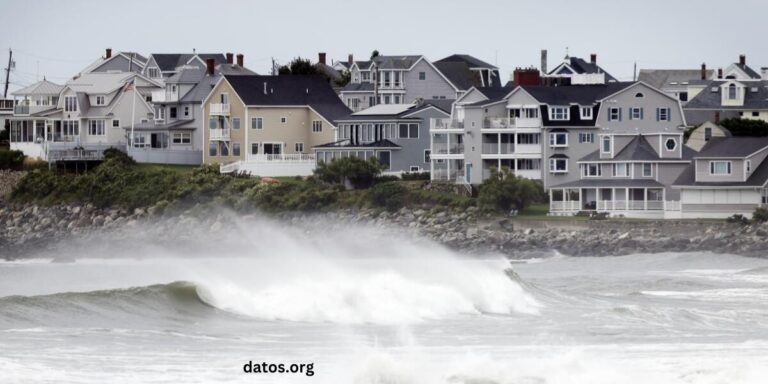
[206,58,215,75]
[106,48,112,59]
[701,63,707,80]
[740,54,746,66]
[590,53,597,64]
[718,68,723,79]
[236,54,243,67]
[226,53,234,64]
[348,54,353,66]
[513,67,541,86]
[318,52,326,65]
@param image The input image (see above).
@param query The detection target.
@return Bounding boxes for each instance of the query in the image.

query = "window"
[518,133,540,145]
[88,120,105,136]
[629,107,643,120]
[602,136,612,153]
[394,95,401,104]
[608,107,621,121]
[665,138,677,151]
[752,111,760,117]
[549,106,569,121]
[156,107,165,121]
[62,121,79,136]
[727,84,738,100]
[746,160,752,174]
[280,117,287,124]
[424,149,431,163]
[232,143,241,156]
[251,117,263,129]
[702,127,712,141]
[549,132,568,147]
[312,120,322,133]
[418,72,426,80]
[171,85,177,94]
[220,93,229,105]
[295,142,304,152]
[209,142,217,156]
[710,161,732,175]
[377,151,391,170]
[642,163,653,177]
[657,108,670,121]
[112,119,120,128]
[613,163,629,177]
[132,133,147,148]
[232,117,241,129]
[167,107,176,119]
[251,143,259,155]
[220,142,229,156]
[95,95,105,105]
[580,107,593,120]
[583,163,601,177]
[578,132,594,143]
[398,123,418,139]
[549,158,568,173]
[172,132,192,144]
[409,166,420,172]
[147,68,159,78]
[679,92,688,102]
[635,92,645,98]
[184,106,190,117]
[64,96,77,112]
[383,95,391,104]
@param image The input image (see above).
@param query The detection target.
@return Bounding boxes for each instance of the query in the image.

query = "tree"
[720,118,768,137]
[335,70,351,87]
[314,156,381,189]
[370,50,380,59]
[477,167,544,213]
[278,57,318,76]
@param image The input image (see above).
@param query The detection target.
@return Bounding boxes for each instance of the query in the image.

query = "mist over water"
[1,213,768,383]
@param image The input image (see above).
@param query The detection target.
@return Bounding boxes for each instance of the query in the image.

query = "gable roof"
[734,62,761,80]
[550,57,618,82]
[638,69,714,90]
[150,54,226,72]
[693,136,768,158]
[684,80,768,110]
[436,54,497,69]
[335,100,451,121]
[580,135,695,162]
[521,82,634,105]
[11,79,64,96]
[223,74,351,123]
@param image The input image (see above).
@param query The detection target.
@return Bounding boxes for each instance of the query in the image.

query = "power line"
[11,48,93,63]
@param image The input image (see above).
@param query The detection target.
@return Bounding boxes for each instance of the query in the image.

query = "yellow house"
[202,75,351,176]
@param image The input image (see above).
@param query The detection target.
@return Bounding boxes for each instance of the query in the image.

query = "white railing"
[550,201,581,211]
[210,128,230,140]
[433,143,465,155]
[432,169,464,181]
[210,103,230,115]
[482,143,515,154]
[431,118,464,130]
[664,200,681,211]
[220,160,243,173]
[249,154,315,162]
[516,144,542,154]
[596,200,665,211]
[483,117,542,129]
[513,169,542,180]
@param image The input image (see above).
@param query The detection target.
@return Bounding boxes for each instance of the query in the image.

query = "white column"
[596,188,600,211]
[32,120,37,143]
[430,131,434,180]
[626,187,630,210]
[497,133,501,154]
[612,188,616,211]
[644,188,648,211]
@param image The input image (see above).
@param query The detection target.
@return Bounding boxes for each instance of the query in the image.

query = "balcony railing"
[210,103,230,115]
[14,105,29,115]
[433,143,465,155]
[209,128,230,140]
[482,117,542,129]
[431,118,464,130]
[251,154,315,162]
[482,143,515,154]
[432,169,465,182]
[151,90,179,103]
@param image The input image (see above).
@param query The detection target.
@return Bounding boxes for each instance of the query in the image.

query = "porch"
[549,181,681,218]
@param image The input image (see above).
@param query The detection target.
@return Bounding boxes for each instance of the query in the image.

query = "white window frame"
[95,95,105,106]
[583,163,601,177]
[580,106,593,120]
[549,158,568,173]
[578,132,594,143]
[629,107,643,120]
[251,117,263,129]
[658,108,670,121]
[549,132,568,147]
[64,96,77,112]
[312,120,322,133]
[87,119,105,136]
[664,138,677,151]
[280,116,287,124]
[251,142,259,155]
[601,136,612,154]
[549,106,569,121]
[608,107,621,121]
[613,163,630,177]
[642,162,653,177]
[172,132,192,144]
[709,161,732,176]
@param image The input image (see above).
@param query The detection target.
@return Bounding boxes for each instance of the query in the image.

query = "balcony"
[431,118,464,131]
[482,142,515,155]
[210,103,230,116]
[151,90,179,103]
[482,117,541,129]
[432,169,465,182]
[14,105,29,115]
[433,143,464,155]
[209,128,230,140]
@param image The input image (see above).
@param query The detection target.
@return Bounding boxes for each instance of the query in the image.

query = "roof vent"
[263,82,267,95]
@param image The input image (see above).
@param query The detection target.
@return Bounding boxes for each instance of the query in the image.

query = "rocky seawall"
[2,201,768,259]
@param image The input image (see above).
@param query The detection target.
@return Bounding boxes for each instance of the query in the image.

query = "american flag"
[123,79,135,92]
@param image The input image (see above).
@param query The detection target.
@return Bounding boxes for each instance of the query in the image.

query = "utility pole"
[633,61,637,81]
[3,48,12,98]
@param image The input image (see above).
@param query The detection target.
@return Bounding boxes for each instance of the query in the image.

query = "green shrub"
[374,175,399,184]
[370,181,408,211]
[0,149,25,170]
[752,207,768,223]
[102,147,136,166]
[314,156,381,189]
[720,118,768,137]
[726,214,750,225]
[477,167,544,213]
[401,171,430,181]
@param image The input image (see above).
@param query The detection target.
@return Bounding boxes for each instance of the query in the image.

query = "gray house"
[315,100,451,173]
[81,48,147,74]
[142,53,227,80]
[674,136,768,218]
[638,64,714,103]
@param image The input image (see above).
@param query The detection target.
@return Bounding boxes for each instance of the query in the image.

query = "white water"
[1,216,768,383]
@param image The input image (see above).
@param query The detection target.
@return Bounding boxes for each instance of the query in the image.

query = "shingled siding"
[403,60,457,102]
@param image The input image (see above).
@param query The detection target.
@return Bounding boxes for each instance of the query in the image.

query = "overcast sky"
[1,0,766,93]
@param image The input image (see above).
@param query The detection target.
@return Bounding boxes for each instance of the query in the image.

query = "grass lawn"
[135,163,199,174]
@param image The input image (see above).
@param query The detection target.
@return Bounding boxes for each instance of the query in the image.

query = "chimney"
[715,111,721,125]
[590,53,597,64]
[106,48,112,59]
[540,49,548,74]
[318,52,326,65]
[739,54,746,66]
[236,54,243,67]
[513,67,541,86]
[701,63,707,80]
[348,54,353,66]
[226,53,234,64]
[206,58,215,75]
[718,68,723,79]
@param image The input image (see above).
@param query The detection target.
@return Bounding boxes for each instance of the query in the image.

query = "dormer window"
[549,106,569,121]
[95,96,105,106]
[709,161,732,175]
[64,96,77,112]
[602,136,612,154]
[580,106,593,120]
[147,67,159,78]
[728,84,738,100]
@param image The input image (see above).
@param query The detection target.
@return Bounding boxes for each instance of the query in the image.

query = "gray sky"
[1,0,766,93]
